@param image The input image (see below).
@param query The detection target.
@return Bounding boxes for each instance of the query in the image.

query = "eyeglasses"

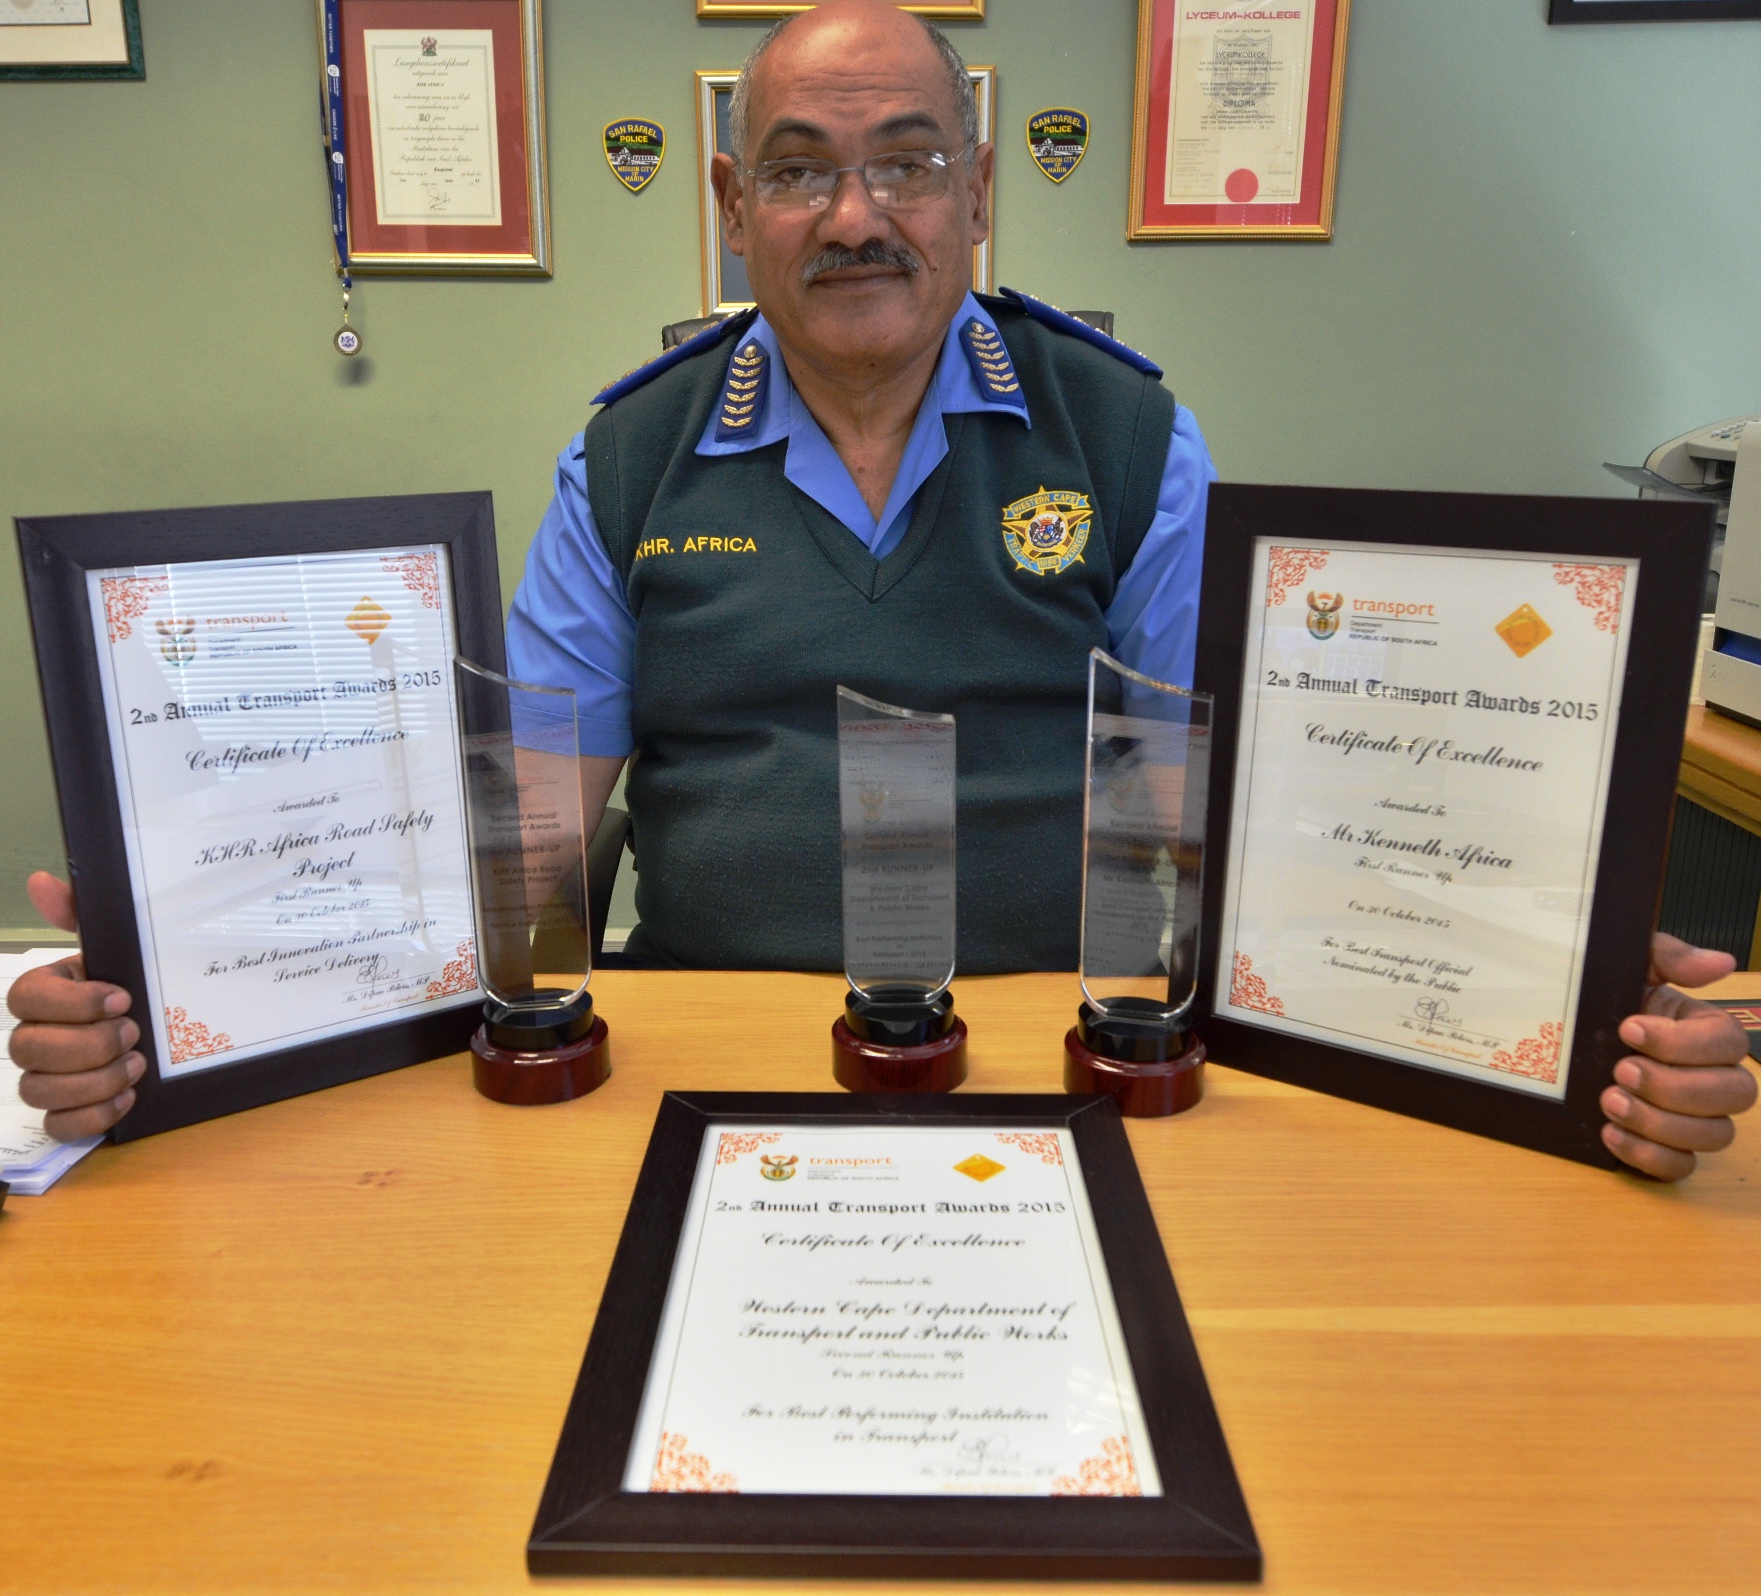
[744,150,956,211]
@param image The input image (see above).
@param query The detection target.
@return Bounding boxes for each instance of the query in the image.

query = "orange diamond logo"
[1495,603,1552,658]
[345,597,391,645]
[953,1154,1005,1183]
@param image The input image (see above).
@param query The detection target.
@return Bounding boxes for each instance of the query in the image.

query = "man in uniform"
[7,0,1755,1179]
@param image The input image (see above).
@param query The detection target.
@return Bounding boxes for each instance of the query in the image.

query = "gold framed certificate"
[315,0,551,276]
[695,66,996,316]
[1193,485,1713,1165]
[15,494,505,1141]
[529,1093,1259,1579]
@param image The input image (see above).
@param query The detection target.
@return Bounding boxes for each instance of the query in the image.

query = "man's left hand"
[1602,932,1760,1180]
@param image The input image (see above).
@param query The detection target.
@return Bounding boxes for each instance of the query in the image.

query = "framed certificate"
[15,494,505,1141]
[1193,485,1713,1166]
[315,0,551,276]
[530,1093,1260,1581]
[696,66,995,316]
[0,0,142,80]
[1128,0,1351,241]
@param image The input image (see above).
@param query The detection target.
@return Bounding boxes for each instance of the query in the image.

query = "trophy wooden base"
[1064,1000,1204,1118]
[832,986,967,1093]
[470,991,609,1105]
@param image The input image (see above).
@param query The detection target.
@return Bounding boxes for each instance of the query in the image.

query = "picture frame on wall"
[696,1,983,16]
[314,0,551,276]
[695,66,995,316]
[1549,1,1761,19]
[0,0,143,81]
[1128,0,1351,241]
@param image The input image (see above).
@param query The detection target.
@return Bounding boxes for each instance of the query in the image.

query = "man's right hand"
[6,871,143,1141]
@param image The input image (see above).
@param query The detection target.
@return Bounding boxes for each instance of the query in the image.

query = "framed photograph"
[696,67,994,316]
[1128,0,1351,241]
[315,0,551,276]
[0,0,142,80]
[1191,484,1714,1167]
[697,1,984,16]
[14,494,505,1142]
[1549,0,1761,19]
[529,1091,1259,1581]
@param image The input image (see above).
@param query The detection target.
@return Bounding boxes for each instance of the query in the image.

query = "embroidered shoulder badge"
[1002,486,1092,575]
[960,318,1027,413]
[714,339,769,441]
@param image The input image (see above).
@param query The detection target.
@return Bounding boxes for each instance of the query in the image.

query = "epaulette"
[995,287,1163,379]
[592,308,760,407]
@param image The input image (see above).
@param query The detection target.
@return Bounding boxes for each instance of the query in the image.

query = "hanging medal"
[322,0,362,356]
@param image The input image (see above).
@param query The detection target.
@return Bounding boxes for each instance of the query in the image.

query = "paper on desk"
[2,948,102,1195]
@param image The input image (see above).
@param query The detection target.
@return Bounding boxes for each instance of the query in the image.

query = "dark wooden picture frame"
[530,1091,1261,1582]
[1549,0,1761,21]
[14,493,505,1142]
[0,0,143,80]
[1193,484,1713,1168]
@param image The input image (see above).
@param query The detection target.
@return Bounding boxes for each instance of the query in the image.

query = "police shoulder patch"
[1002,486,1093,575]
[995,287,1163,379]
[592,308,758,408]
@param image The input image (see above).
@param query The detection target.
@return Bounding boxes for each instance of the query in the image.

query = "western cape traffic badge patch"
[1002,487,1093,575]
[604,119,665,193]
[1027,108,1090,183]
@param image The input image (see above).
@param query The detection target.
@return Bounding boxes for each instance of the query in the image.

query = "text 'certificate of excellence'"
[625,1126,1161,1498]
[88,548,479,1078]
[1216,541,1637,1101]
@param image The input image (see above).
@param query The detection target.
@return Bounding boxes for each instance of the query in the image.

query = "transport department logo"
[1496,603,1553,658]
[155,617,197,666]
[604,119,665,193]
[1306,591,1343,640]
[759,1155,798,1182]
[954,1153,1005,1182]
[1002,487,1092,575]
[345,597,391,646]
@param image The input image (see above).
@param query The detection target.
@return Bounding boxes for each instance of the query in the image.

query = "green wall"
[2,0,1757,929]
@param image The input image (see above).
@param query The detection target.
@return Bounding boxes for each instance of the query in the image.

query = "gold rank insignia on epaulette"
[960,318,1028,414]
[714,339,771,442]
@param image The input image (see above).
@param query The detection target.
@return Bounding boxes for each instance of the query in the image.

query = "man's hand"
[1602,932,1760,1180]
[6,871,142,1141]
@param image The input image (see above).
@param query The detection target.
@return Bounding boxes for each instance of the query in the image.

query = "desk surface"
[4,970,1759,1596]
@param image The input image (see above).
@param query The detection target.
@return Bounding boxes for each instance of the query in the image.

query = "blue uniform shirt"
[507,294,1217,757]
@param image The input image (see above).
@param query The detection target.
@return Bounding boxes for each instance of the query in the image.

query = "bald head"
[728,0,978,168]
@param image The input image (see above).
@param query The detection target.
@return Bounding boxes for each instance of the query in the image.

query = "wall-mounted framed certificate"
[697,1,984,16]
[314,0,551,276]
[1128,0,1351,241]
[0,0,142,80]
[1193,485,1714,1167]
[530,1092,1260,1581]
[15,494,505,1141]
[695,65,995,316]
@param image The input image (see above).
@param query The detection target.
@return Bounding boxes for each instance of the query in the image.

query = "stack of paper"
[1,948,102,1196]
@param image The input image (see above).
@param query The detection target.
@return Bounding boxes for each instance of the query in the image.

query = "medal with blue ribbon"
[321,0,361,356]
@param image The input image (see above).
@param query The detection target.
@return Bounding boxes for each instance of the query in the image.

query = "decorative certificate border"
[1128,0,1351,241]
[528,1092,1260,1580]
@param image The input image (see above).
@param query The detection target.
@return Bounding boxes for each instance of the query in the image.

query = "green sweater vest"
[585,297,1176,971]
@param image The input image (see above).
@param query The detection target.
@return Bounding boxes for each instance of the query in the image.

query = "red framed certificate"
[1129,0,1350,241]
[318,0,550,275]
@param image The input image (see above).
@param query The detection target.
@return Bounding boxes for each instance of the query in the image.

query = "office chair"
[663,310,1118,348]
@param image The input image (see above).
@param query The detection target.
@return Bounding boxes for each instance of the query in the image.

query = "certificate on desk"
[624,1123,1158,1497]
[1195,486,1712,1165]
[18,493,504,1140]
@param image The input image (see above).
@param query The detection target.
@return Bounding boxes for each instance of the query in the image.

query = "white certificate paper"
[88,547,479,1078]
[625,1125,1161,1498]
[364,29,502,226]
[1215,539,1637,1099]
[1165,3,1316,206]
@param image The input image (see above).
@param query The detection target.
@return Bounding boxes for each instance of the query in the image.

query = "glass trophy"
[831,686,967,1092]
[1064,650,1213,1116]
[455,657,609,1105]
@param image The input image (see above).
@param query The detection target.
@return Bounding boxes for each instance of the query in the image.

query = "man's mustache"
[801,241,922,285]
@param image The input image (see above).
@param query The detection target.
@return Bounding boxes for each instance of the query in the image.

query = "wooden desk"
[4,970,1759,1595]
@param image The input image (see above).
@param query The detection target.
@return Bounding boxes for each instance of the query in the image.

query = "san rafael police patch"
[1002,487,1093,575]
[1027,108,1090,183]
[604,119,665,193]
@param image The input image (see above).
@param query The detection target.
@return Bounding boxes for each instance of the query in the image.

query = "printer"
[1607,415,1761,724]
